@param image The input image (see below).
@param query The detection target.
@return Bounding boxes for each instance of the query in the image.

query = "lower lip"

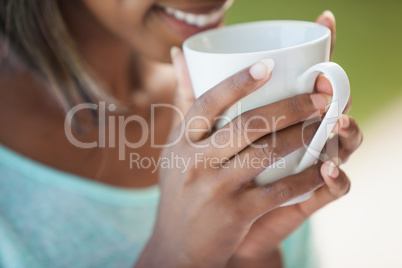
[156,8,223,39]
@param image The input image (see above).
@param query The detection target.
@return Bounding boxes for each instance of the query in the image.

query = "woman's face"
[77,0,234,62]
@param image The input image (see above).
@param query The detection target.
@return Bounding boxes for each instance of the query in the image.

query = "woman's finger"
[198,93,331,159]
[219,119,321,187]
[296,161,350,216]
[242,164,325,218]
[240,162,350,245]
[184,59,274,141]
[316,10,336,59]
[328,114,363,163]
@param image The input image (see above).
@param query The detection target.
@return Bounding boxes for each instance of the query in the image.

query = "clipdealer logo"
[64,101,339,168]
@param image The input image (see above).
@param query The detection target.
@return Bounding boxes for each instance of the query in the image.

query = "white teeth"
[172,8,223,28]
[165,6,175,15]
[160,1,233,28]
[195,15,208,27]
[184,13,197,25]
[174,10,186,20]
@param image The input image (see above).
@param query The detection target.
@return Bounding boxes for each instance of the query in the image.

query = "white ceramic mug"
[183,20,350,205]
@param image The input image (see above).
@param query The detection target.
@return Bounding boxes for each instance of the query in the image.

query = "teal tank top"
[0,144,316,267]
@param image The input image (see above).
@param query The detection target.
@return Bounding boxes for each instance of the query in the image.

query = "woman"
[0,0,362,267]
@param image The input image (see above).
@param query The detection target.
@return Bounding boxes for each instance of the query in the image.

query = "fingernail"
[340,114,350,129]
[329,132,337,139]
[327,161,339,178]
[310,94,332,111]
[250,59,275,80]
[170,46,181,60]
[322,10,336,23]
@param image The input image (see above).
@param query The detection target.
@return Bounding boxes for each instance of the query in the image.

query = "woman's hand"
[136,51,336,267]
[226,113,362,267]
[225,11,363,267]
[137,11,362,268]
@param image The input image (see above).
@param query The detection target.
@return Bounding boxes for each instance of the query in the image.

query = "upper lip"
[156,0,231,14]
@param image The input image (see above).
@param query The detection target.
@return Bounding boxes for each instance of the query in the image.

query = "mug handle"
[296,62,350,173]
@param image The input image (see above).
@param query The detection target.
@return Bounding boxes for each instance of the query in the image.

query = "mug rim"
[183,20,331,55]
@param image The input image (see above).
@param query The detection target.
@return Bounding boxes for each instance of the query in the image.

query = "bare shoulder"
[0,56,62,116]
[0,53,65,152]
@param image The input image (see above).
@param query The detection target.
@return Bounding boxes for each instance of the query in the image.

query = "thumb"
[170,46,195,128]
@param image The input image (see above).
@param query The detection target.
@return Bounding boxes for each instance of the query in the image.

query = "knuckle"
[212,130,230,147]
[194,95,213,116]
[225,210,243,226]
[246,113,270,132]
[233,116,249,137]
[254,141,275,160]
[227,75,245,93]
[298,94,314,117]
[200,179,228,201]
[287,96,302,114]
[271,182,292,204]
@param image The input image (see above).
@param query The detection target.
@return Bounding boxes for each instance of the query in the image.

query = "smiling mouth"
[156,0,234,28]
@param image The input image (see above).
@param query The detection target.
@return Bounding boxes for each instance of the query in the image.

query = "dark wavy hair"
[0,0,113,115]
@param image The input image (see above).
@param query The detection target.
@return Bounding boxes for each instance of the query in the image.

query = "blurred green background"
[226,0,402,124]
